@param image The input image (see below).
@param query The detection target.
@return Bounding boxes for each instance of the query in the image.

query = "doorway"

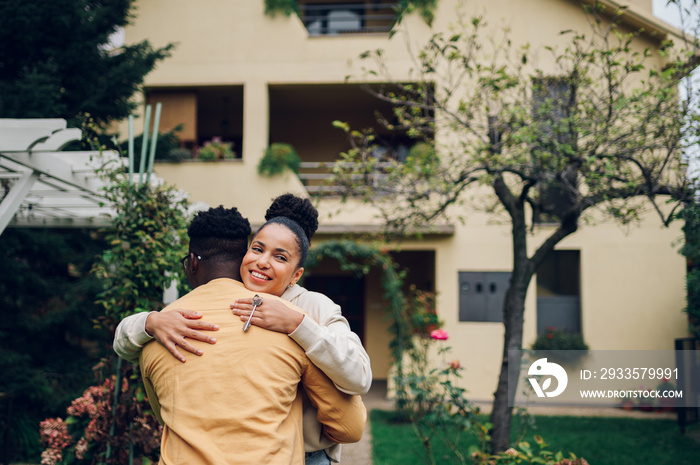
[303,275,366,343]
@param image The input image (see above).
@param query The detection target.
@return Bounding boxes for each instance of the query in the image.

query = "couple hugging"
[113,194,370,464]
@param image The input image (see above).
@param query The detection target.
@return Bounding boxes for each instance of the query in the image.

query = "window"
[536,250,581,334]
[299,1,398,35]
[531,77,578,223]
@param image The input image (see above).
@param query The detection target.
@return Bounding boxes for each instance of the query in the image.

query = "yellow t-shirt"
[140,278,366,465]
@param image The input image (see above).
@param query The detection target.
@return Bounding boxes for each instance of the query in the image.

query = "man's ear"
[191,254,200,273]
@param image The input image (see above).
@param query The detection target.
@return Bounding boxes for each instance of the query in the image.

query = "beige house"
[119,0,690,401]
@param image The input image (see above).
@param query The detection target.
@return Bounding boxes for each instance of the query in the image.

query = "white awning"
[0,119,123,233]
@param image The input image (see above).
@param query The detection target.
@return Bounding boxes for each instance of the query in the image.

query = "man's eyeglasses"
[180,252,202,270]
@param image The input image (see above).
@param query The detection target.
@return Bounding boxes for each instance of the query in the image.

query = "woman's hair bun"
[265,193,319,240]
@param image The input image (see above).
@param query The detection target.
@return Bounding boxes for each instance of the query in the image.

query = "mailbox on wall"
[458,272,511,322]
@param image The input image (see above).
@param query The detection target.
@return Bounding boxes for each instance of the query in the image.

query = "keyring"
[243,294,263,331]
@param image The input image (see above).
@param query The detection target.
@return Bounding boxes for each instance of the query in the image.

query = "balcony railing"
[299,2,399,36]
[298,161,393,193]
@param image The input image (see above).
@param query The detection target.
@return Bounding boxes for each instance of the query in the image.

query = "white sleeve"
[113,312,154,363]
[288,290,372,395]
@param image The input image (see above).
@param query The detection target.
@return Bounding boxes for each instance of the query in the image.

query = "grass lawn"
[370,409,700,465]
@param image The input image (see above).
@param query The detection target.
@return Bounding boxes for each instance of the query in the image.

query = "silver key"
[243,294,263,331]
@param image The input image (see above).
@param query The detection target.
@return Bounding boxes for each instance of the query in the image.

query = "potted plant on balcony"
[258,143,301,176]
[197,137,235,161]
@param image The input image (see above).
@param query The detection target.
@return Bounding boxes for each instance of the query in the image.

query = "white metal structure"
[0,119,122,234]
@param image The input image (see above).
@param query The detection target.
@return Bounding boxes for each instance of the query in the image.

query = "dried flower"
[74,437,89,460]
[39,418,72,449]
[40,448,63,465]
[448,359,461,370]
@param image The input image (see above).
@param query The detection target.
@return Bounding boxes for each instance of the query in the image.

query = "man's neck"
[192,267,241,288]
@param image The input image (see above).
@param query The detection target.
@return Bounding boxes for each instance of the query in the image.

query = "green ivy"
[264,0,298,17]
[305,240,414,406]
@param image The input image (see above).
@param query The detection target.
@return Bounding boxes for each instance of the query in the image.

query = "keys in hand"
[243,294,263,331]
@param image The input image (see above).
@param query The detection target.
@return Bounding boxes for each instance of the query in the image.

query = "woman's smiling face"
[240,223,304,297]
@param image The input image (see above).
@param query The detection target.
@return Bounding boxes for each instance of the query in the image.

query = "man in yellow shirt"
[140,206,366,464]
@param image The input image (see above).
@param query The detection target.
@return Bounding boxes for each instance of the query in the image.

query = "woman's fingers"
[164,342,188,363]
[149,309,219,363]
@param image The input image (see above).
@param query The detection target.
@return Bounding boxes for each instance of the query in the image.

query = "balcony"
[298,1,399,36]
[298,161,395,193]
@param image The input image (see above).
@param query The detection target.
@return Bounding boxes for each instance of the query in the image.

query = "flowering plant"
[197,137,235,161]
[399,326,484,464]
[407,286,441,336]
[39,369,161,465]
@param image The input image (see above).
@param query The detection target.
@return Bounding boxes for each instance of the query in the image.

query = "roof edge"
[577,0,689,41]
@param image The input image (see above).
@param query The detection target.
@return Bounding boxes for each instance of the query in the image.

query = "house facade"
[119,0,689,401]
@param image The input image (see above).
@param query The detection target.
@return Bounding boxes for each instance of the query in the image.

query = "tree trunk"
[488,186,534,452]
[488,192,580,451]
[489,267,530,452]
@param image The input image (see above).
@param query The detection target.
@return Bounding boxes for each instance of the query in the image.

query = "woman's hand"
[231,298,304,334]
[145,309,219,363]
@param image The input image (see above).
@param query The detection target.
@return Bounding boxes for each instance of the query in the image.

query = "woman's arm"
[231,287,372,395]
[113,309,219,363]
[113,312,152,363]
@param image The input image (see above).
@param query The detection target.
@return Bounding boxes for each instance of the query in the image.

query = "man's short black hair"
[187,205,251,263]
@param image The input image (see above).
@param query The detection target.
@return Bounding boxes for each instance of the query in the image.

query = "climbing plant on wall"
[305,240,415,408]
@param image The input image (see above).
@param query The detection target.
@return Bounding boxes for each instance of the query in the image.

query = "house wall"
[122,0,690,402]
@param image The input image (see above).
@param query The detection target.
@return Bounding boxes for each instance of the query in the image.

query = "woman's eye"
[275,255,288,262]
[251,246,263,253]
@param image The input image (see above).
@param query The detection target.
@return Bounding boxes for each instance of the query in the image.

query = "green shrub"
[258,143,301,176]
[164,147,193,162]
[532,327,588,351]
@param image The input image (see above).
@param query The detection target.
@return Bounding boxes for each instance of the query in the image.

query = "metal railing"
[299,2,399,35]
[298,161,394,193]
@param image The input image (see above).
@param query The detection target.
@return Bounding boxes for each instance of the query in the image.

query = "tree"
[0,0,172,126]
[329,4,697,452]
[0,228,109,461]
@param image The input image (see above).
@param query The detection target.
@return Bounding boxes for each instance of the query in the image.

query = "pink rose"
[430,329,448,340]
